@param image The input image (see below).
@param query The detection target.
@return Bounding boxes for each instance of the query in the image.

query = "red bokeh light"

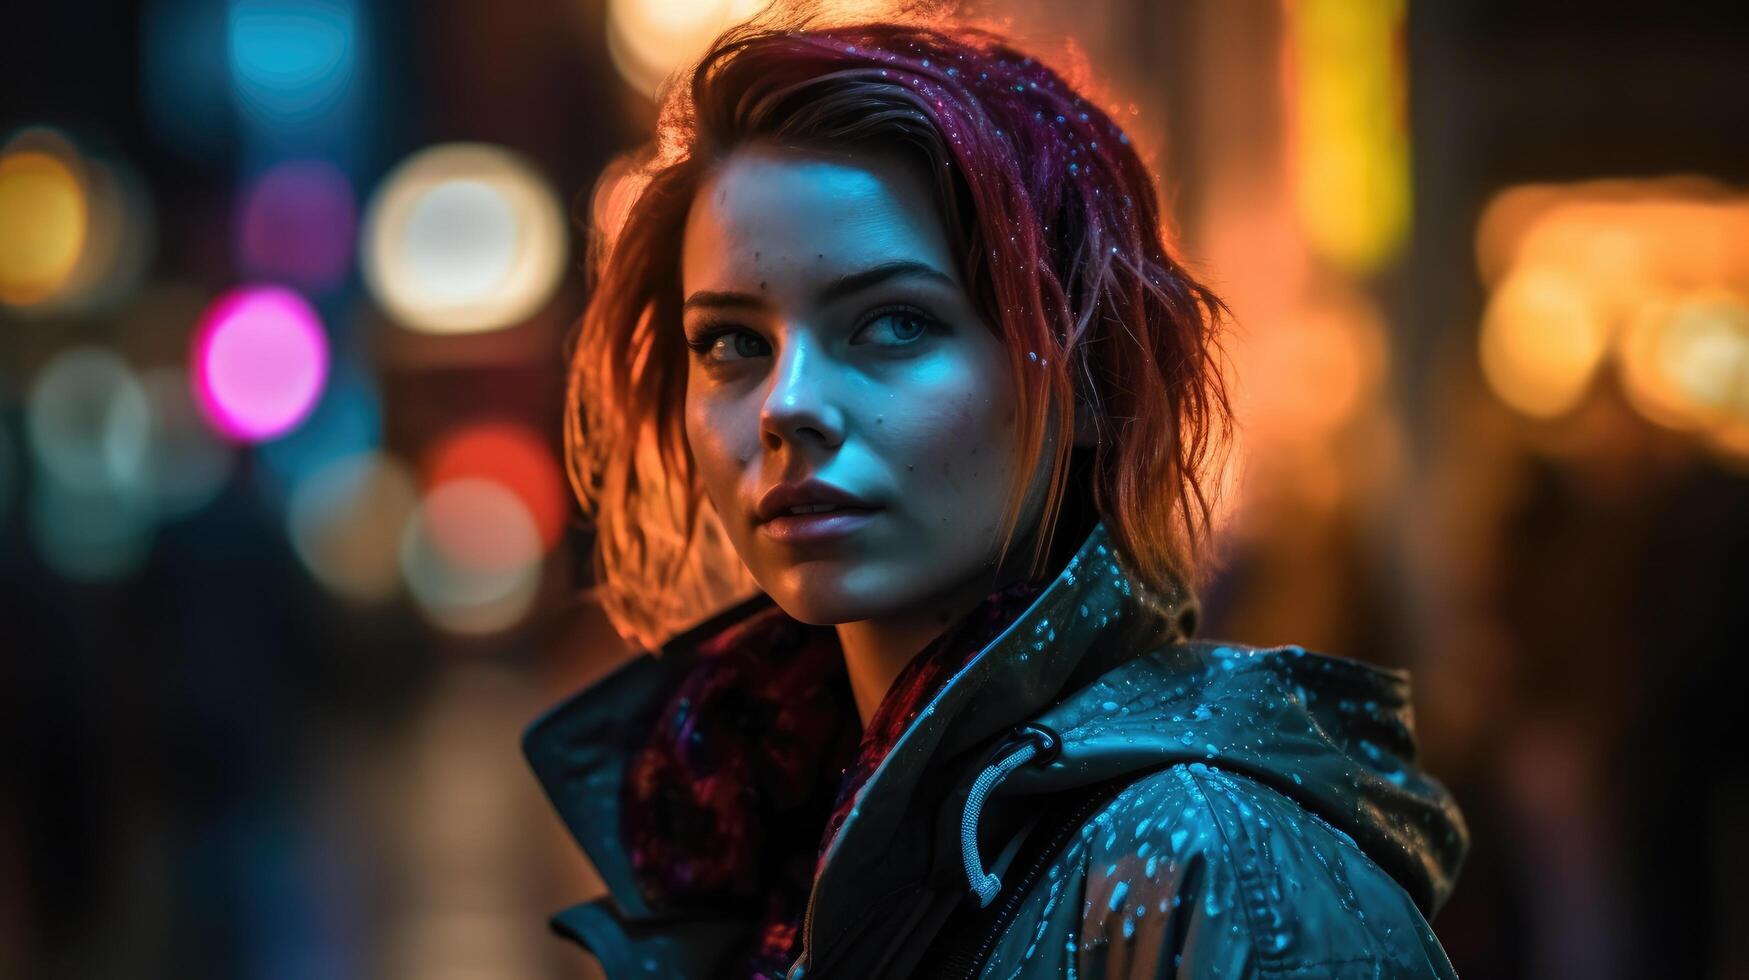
[422,421,567,551]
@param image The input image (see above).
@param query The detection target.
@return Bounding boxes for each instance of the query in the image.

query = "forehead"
[681,145,960,294]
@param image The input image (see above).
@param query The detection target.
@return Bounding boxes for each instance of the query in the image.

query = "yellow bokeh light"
[607,0,776,99]
[605,0,893,99]
[1479,267,1608,419]
[1618,293,1749,442]
[1476,179,1749,429]
[43,156,155,314]
[0,149,87,306]
[1476,184,1566,288]
[1290,0,1410,275]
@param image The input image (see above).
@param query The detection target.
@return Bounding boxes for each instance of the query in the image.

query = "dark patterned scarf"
[620,576,1053,978]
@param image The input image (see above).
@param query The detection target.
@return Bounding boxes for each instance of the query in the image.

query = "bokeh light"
[1476,179,1748,293]
[0,131,156,315]
[236,159,356,291]
[1618,293,1749,446]
[1289,0,1411,274]
[1479,267,1608,419]
[23,345,158,582]
[256,359,382,502]
[29,474,155,582]
[400,478,542,634]
[423,422,566,551]
[0,144,87,306]
[605,0,775,99]
[137,367,235,519]
[1476,180,1749,435]
[227,0,360,128]
[360,143,568,334]
[1230,283,1389,446]
[288,450,416,602]
[45,155,157,315]
[25,346,151,495]
[192,285,330,442]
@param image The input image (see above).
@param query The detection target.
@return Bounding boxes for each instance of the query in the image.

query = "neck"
[836,538,1042,730]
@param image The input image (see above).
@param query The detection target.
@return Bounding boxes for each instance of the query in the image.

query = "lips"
[757,506,883,544]
[754,478,880,525]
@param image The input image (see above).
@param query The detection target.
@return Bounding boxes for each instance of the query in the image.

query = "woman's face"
[680,144,1053,626]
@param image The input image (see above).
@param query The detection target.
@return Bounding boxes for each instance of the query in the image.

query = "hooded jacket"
[523,521,1469,978]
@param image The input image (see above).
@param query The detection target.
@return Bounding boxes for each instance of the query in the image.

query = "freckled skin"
[680,144,1063,718]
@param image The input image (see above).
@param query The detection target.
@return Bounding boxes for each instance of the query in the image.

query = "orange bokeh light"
[423,422,567,551]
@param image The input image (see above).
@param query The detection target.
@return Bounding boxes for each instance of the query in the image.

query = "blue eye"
[682,305,946,364]
[684,326,768,362]
[853,307,944,347]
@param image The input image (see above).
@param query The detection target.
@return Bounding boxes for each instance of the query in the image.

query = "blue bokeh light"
[227,0,360,129]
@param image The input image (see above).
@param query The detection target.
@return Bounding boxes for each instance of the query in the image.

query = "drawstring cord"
[960,722,1063,907]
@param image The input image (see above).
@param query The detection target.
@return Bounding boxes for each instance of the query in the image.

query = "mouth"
[757,505,884,544]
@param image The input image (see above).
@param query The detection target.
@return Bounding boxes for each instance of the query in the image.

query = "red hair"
[566,7,1234,651]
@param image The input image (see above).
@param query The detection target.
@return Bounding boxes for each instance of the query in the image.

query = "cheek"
[884,365,1017,506]
[684,393,747,493]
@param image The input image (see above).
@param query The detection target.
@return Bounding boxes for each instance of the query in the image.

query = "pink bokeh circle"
[191,285,329,442]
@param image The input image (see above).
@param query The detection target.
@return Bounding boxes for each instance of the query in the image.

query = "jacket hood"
[961,638,1470,921]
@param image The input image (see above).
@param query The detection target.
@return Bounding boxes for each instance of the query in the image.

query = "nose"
[759,331,844,453]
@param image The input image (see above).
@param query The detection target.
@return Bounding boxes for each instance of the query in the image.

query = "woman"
[525,11,1468,978]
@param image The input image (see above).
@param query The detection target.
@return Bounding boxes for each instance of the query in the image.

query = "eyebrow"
[682,260,958,313]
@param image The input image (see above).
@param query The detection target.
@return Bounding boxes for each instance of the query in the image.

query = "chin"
[765,589,864,626]
[759,560,899,626]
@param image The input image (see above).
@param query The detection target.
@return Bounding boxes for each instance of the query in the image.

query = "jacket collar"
[522,588,783,924]
[524,521,1197,974]
[792,522,1195,969]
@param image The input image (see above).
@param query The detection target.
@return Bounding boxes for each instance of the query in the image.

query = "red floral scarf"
[620,576,1052,978]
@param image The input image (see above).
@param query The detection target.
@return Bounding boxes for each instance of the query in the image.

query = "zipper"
[930,773,1132,979]
[783,724,1070,973]
[786,724,1069,980]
